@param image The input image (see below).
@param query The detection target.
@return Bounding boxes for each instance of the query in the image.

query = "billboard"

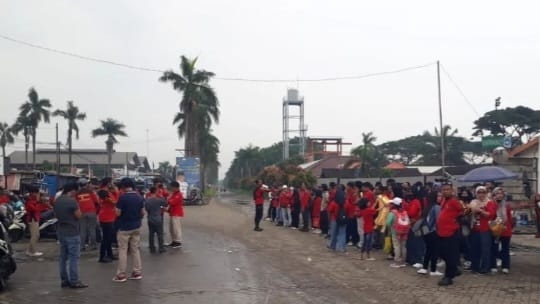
[176,157,200,188]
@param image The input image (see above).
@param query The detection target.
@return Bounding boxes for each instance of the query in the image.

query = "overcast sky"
[1,1,539,178]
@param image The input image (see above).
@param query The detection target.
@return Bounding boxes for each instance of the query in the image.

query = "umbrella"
[459,166,519,183]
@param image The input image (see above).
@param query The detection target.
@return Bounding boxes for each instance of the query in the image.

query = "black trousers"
[291,206,300,228]
[99,222,114,260]
[255,205,264,228]
[320,210,329,235]
[346,218,359,245]
[438,232,460,279]
[148,221,165,250]
[422,232,439,272]
[301,209,310,229]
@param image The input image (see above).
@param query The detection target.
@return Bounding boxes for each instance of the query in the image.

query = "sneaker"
[390,263,402,268]
[98,257,113,263]
[26,251,43,257]
[413,263,423,269]
[347,242,353,246]
[69,281,89,289]
[171,242,183,249]
[491,268,498,274]
[502,268,509,274]
[254,227,263,232]
[496,259,502,267]
[291,227,297,230]
[437,261,446,268]
[129,272,143,280]
[430,271,444,276]
[159,247,167,254]
[438,277,453,286]
[366,257,376,261]
[417,268,428,275]
[264,217,271,221]
[113,274,128,283]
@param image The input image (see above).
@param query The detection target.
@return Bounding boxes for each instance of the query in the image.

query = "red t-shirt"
[279,192,291,208]
[501,205,513,237]
[362,190,376,207]
[472,201,497,233]
[300,190,311,211]
[405,199,422,221]
[76,191,98,214]
[311,197,322,217]
[253,187,265,205]
[168,190,184,217]
[358,208,376,233]
[0,195,9,205]
[436,197,464,237]
[327,201,339,221]
[98,195,117,223]
[25,194,42,222]
[328,189,336,203]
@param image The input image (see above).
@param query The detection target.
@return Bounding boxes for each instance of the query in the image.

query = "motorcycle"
[8,208,57,243]
[0,206,16,291]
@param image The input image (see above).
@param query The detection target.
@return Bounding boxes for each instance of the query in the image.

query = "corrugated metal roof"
[8,150,141,166]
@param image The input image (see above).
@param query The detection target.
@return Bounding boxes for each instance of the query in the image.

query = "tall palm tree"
[91,118,127,177]
[351,132,378,176]
[199,129,220,190]
[11,115,33,169]
[160,56,220,157]
[53,101,87,169]
[19,88,52,169]
[0,122,15,186]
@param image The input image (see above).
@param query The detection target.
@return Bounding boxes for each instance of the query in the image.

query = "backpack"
[336,204,348,225]
[393,210,411,235]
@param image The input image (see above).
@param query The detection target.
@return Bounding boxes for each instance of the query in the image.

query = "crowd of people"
[253,178,519,286]
[0,177,185,289]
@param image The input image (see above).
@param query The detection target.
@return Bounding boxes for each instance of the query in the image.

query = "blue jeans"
[362,232,373,253]
[470,231,492,273]
[491,236,511,269]
[328,220,347,252]
[59,235,81,284]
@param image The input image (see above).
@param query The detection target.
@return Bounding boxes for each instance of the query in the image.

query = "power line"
[0,33,435,83]
[439,64,480,117]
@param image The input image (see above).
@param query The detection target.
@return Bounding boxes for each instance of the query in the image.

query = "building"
[7,149,151,177]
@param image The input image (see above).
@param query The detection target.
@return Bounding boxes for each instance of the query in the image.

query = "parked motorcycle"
[8,208,57,243]
[0,206,16,291]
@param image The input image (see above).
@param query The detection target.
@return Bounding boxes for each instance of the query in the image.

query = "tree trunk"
[32,128,36,170]
[184,114,192,157]
[24,133,29,170]
[68,127,72,169]
[2,145,6,189]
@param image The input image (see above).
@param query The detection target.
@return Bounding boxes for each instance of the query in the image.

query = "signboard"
[176,157,200,188]
[481,136,504,149]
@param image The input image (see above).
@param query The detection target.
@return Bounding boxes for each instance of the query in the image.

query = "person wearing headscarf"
[327,190,351,252]
[468,186,497,274]
[490,187,513,274]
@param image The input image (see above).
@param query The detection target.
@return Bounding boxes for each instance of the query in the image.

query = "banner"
[176,157,200,188]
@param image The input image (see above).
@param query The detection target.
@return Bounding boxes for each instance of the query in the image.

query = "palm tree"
[157,161,173,177]
[422,125,467,165]
[160,56,220,157]
[199,129,220,190]
[19,88,52,169]
[91,118,127,177]
[11,115,33,169]
[0,122,15,186]
[53,101,87,169]
[351,132,378,176]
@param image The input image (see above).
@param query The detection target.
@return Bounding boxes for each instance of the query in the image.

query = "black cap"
[170,181,180,188]
[63,183,79,194]
[120,177,135,189]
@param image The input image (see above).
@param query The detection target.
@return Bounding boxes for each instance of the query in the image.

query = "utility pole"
[437,61,446,178]
[56,123,61,176]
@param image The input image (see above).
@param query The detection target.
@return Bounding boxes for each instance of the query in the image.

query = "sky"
[1,1,539,178]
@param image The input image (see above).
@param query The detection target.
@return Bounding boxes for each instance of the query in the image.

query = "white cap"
[390,197,402,206]
[282,185,288,189]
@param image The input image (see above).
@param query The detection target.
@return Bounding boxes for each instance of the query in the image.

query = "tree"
[157,161,174,178]
[19,88,52,169]
[160,56,220,157]
[199,129,220,190]
[53,101,87,169]
[0,122,14,186]
[11,115,32,169]
[91,118,127,177]
[351,132,378,176]
[473,106,540,144]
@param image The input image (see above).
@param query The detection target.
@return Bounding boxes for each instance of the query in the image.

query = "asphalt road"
[0,193,539,304]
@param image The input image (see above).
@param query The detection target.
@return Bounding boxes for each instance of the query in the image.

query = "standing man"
[299,183,311,232]
[54,183,88,289]
[145,186,168,253]
[25,187,47,257]
[113,178,145,283]
[167,181,184,249]
[436,183,464,286]
[76,179,99,251]
[253,180,267,231]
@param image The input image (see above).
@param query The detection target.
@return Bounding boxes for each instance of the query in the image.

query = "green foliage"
[473,106,540,144]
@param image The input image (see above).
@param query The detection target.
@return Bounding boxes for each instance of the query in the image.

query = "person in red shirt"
[253,180,269,232]
[357,198,376,260]
[299,183,312,232]
[345,182,360,247]
[266,186,280,222]
[25,187,47,257]
[436,183,465,286]
[278,186,292,227]
[490,187,513,274]
[327,190,351,252]
[0,188,9,205]
[167,181,184,248]
[97,180,118,263]
[469,186,497,274]
[361,183,376,207]
[76,180,99,251]
[404,191,424,267]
